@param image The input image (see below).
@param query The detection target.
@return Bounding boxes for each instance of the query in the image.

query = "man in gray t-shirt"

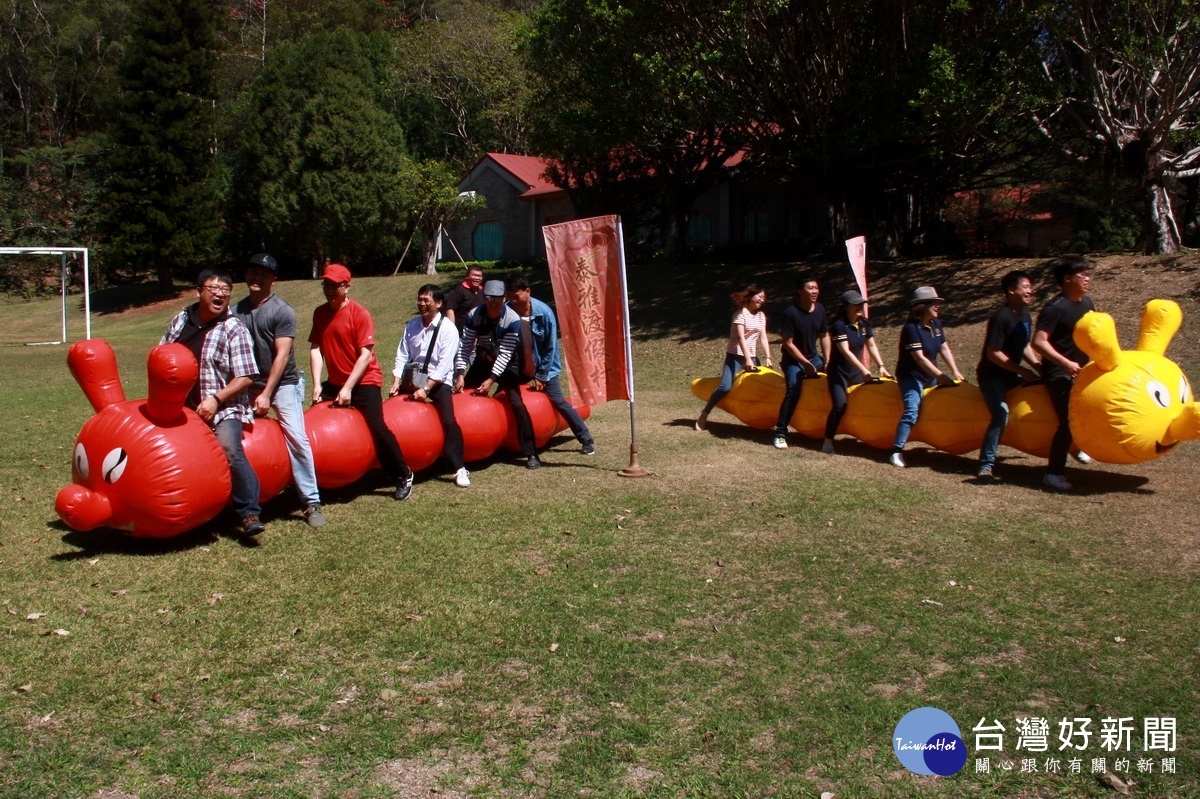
[233,253,326,527]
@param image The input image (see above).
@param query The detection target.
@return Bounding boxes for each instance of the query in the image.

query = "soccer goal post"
[0,247,92,344]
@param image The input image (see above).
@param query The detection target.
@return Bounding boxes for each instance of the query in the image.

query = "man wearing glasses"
[162,269,264,536]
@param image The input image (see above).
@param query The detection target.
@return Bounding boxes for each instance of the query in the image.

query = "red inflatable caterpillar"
[55,339,588,538]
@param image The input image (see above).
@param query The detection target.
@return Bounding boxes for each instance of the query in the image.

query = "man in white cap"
[454,279,538,468]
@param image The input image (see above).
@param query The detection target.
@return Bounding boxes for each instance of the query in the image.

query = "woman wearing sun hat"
[888,286,965,468]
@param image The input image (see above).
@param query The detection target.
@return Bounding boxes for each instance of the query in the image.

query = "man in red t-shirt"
[308,263,414,501]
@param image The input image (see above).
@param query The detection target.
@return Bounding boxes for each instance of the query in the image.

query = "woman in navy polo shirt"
[822,289,891,453]
[888,286,965,468]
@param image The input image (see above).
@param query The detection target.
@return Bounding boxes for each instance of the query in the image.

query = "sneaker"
[773,435,788,450]
[888,451,906,468]
[694,417,707,431]
[303,504,327,528]
[454,467,471,487]
[821,438,835,454]
[526,455,541,470]
[394,471,415,501]
[1042,473,1073,491]
[1072,450,1093,465]
[240,514,265,536]
[976,465,995,482]
[581,441,595,456]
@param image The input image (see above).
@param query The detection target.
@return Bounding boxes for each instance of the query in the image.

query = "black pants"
[427,383,465,471]
[1046,375,1073,476]
[824,374,862,439]
[321,382,411,483]
[465,361,535,457]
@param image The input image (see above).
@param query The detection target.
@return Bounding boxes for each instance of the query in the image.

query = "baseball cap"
[483,279,506,299]
[322,263,352,284]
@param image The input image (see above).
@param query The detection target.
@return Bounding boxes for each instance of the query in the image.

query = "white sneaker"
[821,438,835,454]
[889,452,906,468]
[454,467,471,488]
[773,435,788,449]
[1042,474,1073,491]
[1072,450,1093,465]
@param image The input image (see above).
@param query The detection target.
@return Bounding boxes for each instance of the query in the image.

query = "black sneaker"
[526,455,541,470]
[240,515,265,536]
[581,441,595,456]
[394,471,414,501]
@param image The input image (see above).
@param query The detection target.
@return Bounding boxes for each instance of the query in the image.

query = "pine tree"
[96,0,223,290]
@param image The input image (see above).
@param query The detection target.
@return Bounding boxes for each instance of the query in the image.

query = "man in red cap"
[308,263,415,501]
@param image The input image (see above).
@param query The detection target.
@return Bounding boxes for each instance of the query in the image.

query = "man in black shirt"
[1032,255,1095,491]
[445,266,484,331]
[773,277,830,449]
[975,270,1041,482]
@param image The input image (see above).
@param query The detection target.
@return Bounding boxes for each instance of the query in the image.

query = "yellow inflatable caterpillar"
[690,300,1200,464]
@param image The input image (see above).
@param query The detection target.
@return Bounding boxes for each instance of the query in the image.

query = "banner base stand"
[618,443,652,478]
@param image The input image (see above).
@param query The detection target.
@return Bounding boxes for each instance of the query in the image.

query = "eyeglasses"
[201,284,231,296]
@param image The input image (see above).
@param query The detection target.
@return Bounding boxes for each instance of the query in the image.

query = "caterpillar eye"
[102,448,128,484]
[1146,380,1170,409]
[74,443,89,480]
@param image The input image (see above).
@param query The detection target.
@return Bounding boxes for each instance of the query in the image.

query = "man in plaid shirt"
[162,269,264,536]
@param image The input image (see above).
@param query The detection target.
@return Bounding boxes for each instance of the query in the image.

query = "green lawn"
[1,256,1197,798]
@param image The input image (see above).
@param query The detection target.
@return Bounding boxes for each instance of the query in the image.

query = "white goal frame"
[0,247,91,344]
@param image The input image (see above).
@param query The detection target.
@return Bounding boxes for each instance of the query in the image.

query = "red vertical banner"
[543,215,631,406]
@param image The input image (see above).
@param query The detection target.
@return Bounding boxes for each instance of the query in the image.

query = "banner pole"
[615,219,649,478]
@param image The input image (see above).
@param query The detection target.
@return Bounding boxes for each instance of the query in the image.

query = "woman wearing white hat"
[888,286,964,468]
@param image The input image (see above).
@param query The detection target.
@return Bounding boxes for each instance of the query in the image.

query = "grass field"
[1,254,1198,798]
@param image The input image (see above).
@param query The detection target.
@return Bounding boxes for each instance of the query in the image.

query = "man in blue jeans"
[974,270,1042,482]
[162,269,264,537]
[504,272,595,464]
[234,253,326,527]
[773,276,830,449]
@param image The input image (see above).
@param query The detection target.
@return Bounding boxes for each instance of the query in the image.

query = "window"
[473,221,503,260]
[742,195,769,243]
[687,213,714,245]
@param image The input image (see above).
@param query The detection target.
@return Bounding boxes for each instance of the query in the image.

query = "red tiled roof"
[486,153,565,198]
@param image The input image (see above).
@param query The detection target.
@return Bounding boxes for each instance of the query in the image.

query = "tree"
[525,0,749,261]
[1032,0,1200,253]
[660,0,1045,255]
[396,157,484,273]
[394,0,532,162]
[232,29,409,266]
[1,0,128,249]
[94,0,222,289]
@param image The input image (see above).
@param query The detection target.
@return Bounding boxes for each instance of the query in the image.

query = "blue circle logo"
[892,707,967,776]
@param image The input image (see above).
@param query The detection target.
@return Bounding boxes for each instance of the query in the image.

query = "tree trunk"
[663,207,689,264]
[1181,176,1200,248]
[1144,180,1180,254]
[420,223,440,275]
[155,255,173,293]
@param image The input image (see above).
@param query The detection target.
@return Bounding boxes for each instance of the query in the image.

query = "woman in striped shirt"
[696,284,772,431]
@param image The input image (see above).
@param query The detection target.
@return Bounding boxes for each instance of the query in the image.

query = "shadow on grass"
[52,521,219,559]
[90,282,188,316]
[899,447,1154,495]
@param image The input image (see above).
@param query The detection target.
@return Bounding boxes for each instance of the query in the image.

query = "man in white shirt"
[390,284,469,487]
